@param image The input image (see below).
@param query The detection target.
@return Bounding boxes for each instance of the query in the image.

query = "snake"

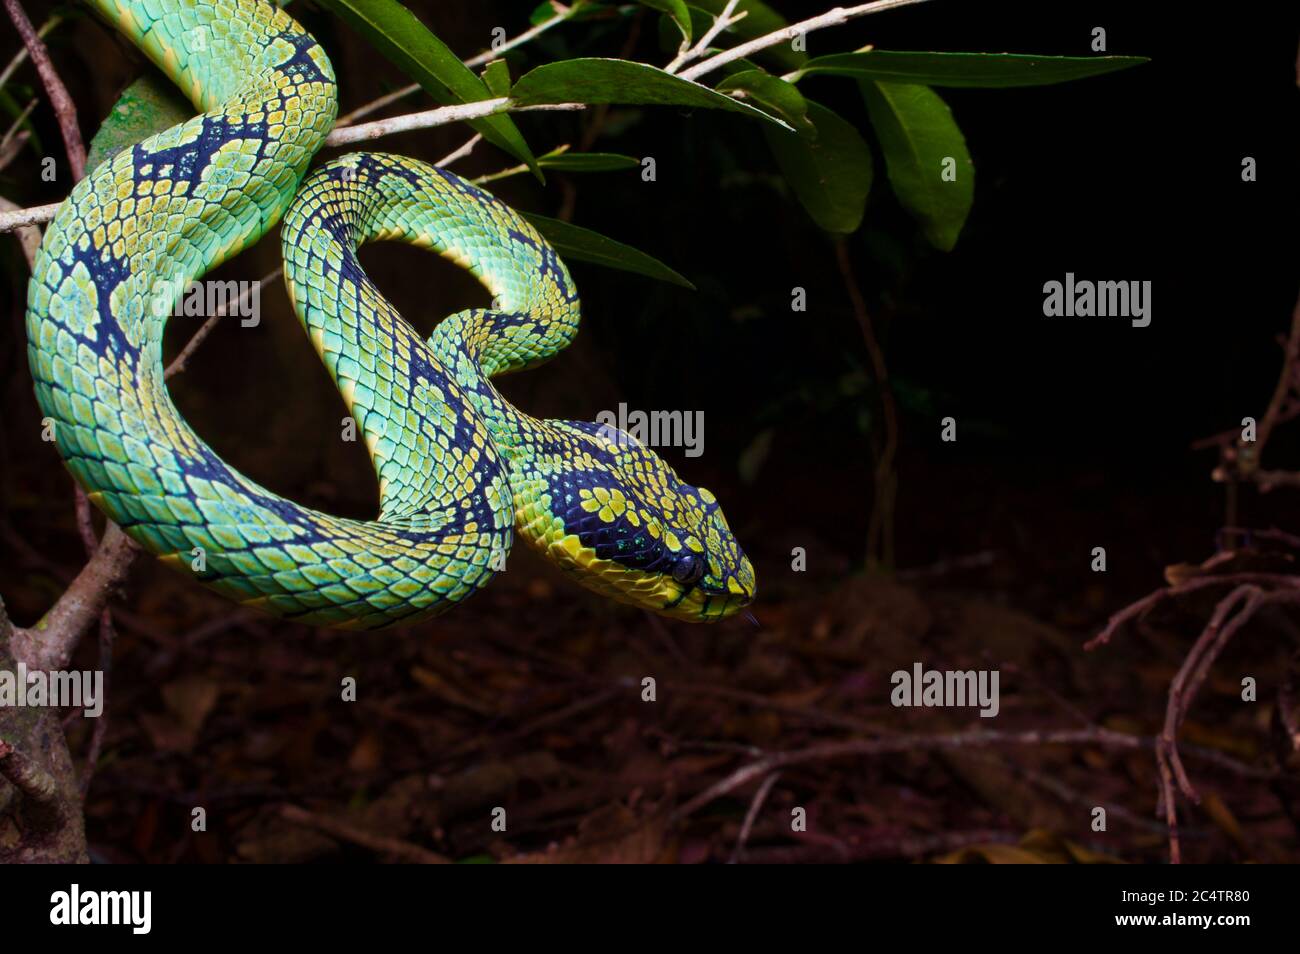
[25,0,756,629]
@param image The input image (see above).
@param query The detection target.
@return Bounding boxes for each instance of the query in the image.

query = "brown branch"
[1252,287,1300,453]
[1153,585,1300,863]
[728,770,779,863]
[1197,287,1300,491]
[1087,571,1300,650]
[78,611,115,798]
[1281,660,1300,755]
[836,240,898,569]
[279,804,450,863]
[736,829,1016,864]
[11,523,137,672]
[0,195,40,267]
[679,0,934,82]
[672,726,1208,822]
[2,0,83,180]
[0,738,62,819]
[1091,555,1300,863]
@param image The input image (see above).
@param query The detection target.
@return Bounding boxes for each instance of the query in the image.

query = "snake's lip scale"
[26,0,756,629]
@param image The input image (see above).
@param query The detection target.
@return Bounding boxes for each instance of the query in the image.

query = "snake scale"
[25,0,755,628]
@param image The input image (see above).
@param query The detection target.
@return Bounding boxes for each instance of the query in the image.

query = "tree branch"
[670,725,1252,822]
[324,98,583,147]
[11,523,137,672]
[679,0,934,82]
[2,0,83,179]
[0,737,62,817]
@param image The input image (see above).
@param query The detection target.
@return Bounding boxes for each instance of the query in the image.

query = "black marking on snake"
[506,228,576,302]
[487,310,532,331]
[353,153,424,189]
[437,169,500,206]
[134,114,270,195]
[273,29,331,85]
[62,242,140,364]
[179,445,328,548]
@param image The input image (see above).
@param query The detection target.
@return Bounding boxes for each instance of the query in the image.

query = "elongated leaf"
[795,51,1149,87]
[763,100,872,234]
[638,0,692,42]
[691,0,805,70]
[320,0,539,177]
[715,69,811,132]
[523,213,695,288]
[482,59,511,97]
[511,57,791,128]
[85,73,193,174]
[539,152,640,172]
[862,81,972,251]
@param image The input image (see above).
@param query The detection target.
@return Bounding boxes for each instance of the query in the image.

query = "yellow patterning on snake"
[25,0,755,629]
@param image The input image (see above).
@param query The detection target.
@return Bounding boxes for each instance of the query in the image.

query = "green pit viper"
[25,0,756,629]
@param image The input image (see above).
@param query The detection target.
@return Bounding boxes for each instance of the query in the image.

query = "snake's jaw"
[665,552,757,622]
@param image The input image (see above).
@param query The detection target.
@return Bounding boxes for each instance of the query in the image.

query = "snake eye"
[671,554,705,586]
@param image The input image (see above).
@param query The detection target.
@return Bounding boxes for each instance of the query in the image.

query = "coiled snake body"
[25,0,755,628]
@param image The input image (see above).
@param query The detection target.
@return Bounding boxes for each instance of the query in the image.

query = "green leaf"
[794,51,1149,87]
[529,1,600,25]
[638,0,692,42]
[529,1,563,25]
[86,73,194,175]
[715,69,811,132]
[763,100,872,234]
[539,151,640,172]
[482,59,511,97]
[319,0,539,178]
[690,0,805,70]
[861,81,973,251]
[511,58,791,128]
[522,213,695,288]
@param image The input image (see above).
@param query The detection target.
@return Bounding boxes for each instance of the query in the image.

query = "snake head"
[659,484,757,622]
[530,422,756,622]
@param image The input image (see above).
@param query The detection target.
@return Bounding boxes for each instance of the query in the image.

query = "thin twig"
[78,611,115,798]
[0,195,41,267]
[679,0,934,82]
[325,98,582,147]
[0,11,59,91]
[279,804,451,863]
[664,0,745,74]
[2,0,83,179]
[0,200,59,233]
[0,96,37,156]
[836,240,897,569]
[1087,571,1300,650]
[434,133,483,168]
[164,268,282,379]
[672,726,1210,821]
[728,770,779,863]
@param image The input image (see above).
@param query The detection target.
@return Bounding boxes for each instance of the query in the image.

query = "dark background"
[2,0,1299,863]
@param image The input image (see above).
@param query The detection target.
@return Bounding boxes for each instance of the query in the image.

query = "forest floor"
[8,523,1292,864]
